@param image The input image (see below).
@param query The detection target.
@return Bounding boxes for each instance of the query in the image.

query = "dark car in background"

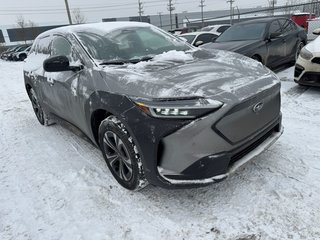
[202,18,307,69]
[24,22,283,190]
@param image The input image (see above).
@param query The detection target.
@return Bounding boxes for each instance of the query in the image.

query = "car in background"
[180,32,218,47]
[201,24,231,35]
[7,45,30,61]
[24,22,283,191]
[202,18,307,69]
[1,46,21,60]
[295,28,320,86]
[13,46,31,61]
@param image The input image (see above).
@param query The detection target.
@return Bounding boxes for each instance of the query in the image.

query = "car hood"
[98,49,279,104]
[202,40,260,53]
[305,36,320,54]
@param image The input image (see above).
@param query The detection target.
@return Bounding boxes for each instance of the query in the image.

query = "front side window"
[269,20,282,35]
[195,34,217,44]
[180,35,196,44]
[36,36,51,55]
[75,26,191,62]
[51,36,79,63]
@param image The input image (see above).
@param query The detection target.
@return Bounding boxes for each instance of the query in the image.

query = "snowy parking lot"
[0,60,320,240]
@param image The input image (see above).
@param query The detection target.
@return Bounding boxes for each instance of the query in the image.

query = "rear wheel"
[99,116,148,191]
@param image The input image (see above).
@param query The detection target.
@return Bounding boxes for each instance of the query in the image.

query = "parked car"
[291,13,316,30]
[180,32,218,47]
[295,28,320,86]
[7,45,30,61]
[202,18,307,69]
[1,46,21,60]
[24,22,283,190]
[13,46,31,61]
[201,24,231,35]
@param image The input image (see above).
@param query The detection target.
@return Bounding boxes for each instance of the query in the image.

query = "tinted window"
[269,20,282,35]
[217,26,230,33]
[216,23,267,42]
[180,35,196,44]
[51,36,71,56]
[195,34,217,44]
[36,36,51,54]
[280,19,296,34]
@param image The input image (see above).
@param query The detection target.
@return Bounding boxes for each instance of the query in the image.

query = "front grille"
[229,126,276,166]
[294,65,304,78]
[214,88,280,144]
[311,57,320,64]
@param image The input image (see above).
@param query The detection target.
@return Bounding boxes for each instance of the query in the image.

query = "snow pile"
[1,60,320,239]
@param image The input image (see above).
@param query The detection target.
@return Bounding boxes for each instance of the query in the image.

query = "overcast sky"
[0,0,289,26]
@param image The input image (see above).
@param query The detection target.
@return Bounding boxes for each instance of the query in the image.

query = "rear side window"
[195,34,217,44]
[279,19,296,34]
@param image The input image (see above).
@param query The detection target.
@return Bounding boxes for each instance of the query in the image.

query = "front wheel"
[29,88,46,125]
[99,116,148,191]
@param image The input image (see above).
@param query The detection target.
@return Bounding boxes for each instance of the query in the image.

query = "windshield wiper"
[129,55,154,64]
[99,59,129,65]
[99,55,154,66]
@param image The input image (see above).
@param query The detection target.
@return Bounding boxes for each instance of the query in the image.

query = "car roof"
[181,31,217,36]
[237,17,289,25]
[38,21,152,38]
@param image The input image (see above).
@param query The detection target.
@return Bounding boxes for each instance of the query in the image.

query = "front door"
[45,35,85,128]
[265,20,286,68]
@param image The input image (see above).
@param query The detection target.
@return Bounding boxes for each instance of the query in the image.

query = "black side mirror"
[43,55,83,72]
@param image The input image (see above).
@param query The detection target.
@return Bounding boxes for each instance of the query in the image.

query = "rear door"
[265,20,286,68]
[279,19,299,61]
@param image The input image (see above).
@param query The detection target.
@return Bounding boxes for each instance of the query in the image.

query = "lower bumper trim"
[158,126,284,186]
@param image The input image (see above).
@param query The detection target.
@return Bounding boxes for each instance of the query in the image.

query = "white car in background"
[295,28,320,86]
[200,24,231,35]
[180,32,218,47]
[13,46,31,61]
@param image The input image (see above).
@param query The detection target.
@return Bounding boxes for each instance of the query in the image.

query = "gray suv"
[24,22,283,190]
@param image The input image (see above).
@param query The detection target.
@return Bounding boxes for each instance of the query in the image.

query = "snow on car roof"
[38,21,152,37]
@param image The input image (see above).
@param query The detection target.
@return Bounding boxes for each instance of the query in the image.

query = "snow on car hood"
[305,36,320,54]
[100,49,280,103]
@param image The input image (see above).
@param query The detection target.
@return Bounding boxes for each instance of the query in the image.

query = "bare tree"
[72,8,86,24]
[16,15,28,44]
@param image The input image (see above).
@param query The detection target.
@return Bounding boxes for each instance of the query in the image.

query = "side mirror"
[195,40,204,47]
[269,32,282,40]
[43,55,82,72]
[313,28,320,35]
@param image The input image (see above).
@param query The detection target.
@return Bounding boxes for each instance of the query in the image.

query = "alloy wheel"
[103,131,133,182]
[30,89,44,124]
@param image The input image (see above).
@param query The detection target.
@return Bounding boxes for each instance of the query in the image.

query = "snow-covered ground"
[0,60,320,240]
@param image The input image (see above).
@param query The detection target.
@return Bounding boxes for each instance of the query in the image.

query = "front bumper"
[294,56,320,87]
[158,117,283,187]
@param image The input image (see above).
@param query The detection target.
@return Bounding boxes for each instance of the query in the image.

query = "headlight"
[300,47,313,60]
[132,97,223,119]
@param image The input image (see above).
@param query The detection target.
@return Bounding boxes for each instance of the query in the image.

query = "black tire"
[295,42,304,61]
[251,55,262,63]
[19,54,27,61]
[99,116,148,191]
[29,88,46,125]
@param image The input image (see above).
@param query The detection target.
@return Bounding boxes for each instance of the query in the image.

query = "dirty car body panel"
[23,22,283,189]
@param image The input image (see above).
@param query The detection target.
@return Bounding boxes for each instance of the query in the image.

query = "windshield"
[216,23,267,42]
[180,35,196,44]
[76,26,191,63]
